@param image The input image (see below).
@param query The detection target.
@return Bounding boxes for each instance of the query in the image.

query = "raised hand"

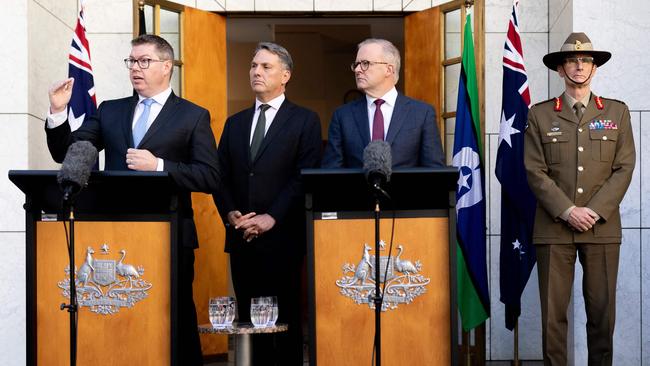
[48,78,74,114]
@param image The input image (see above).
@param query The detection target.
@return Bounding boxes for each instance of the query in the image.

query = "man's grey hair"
[358,38,401,82]
[254,42,294,72]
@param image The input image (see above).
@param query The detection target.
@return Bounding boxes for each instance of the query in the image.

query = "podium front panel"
[313,216,451,365]
[36,221,170,366]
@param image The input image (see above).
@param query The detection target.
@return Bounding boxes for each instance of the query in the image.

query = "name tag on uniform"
[589,120,617,130]
[546,131,563,136]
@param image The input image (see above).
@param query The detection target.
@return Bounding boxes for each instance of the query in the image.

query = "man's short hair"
[131,34,175,61]
[358,38,401,82]
[254,42,294,72]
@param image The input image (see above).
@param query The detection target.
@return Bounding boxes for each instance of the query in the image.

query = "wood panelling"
[36,221,170,366]
[405,7,443,141]
[182,6,229,356]
[313,217,451,365]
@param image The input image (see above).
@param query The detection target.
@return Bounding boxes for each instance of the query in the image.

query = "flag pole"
[514,321,520,366]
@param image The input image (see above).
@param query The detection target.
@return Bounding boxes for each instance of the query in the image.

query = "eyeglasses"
[350,60,390,72]
[124,58,168,69]
[564,56,594,66]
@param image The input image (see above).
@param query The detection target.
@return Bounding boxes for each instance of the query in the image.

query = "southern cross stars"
[499,111,520,148]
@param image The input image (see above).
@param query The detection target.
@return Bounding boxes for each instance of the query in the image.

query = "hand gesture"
[48,78,74,114]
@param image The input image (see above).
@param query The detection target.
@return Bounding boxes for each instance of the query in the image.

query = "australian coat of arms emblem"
[335,241,430,311]
[57,244,153,315]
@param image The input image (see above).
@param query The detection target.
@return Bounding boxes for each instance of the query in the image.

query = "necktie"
[133,98,154,147]
[372,99,385,141]
[574,102,584,122]
[250,104,271,160]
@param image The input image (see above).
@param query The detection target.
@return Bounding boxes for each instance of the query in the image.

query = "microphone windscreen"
[363,140,392,182]
[57,141,98,190]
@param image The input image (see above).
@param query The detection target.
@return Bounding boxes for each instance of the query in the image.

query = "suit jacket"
[524,93,635,244]
[321,93,445,168]
[45,92,220,248]
[213,99,322,255]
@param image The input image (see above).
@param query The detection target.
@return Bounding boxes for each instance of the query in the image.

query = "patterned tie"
[133,98,154,147]
[574,102,584,122]
[372,99,385,141]
[250,104,271,161]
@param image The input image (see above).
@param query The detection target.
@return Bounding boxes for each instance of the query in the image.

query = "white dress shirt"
[250,94,285,144]
[365,87,398,140]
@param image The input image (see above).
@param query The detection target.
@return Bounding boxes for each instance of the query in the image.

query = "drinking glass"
[262,296,278,326]
[209,296,236,328]
[250,297,270,327]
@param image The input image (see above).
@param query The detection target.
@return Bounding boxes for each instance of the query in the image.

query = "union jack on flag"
[67,5,97,131]
[495,0,537,331]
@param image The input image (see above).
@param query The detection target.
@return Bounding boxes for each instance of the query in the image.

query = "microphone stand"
[370,182,390,366]
[373,197,382,366]
[60,200,78,366]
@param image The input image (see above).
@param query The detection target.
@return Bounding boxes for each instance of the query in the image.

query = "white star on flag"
[457,170,471,192]
[499,111,520,148]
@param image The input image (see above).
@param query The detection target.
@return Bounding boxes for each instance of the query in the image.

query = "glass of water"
[250,297,270,327]
[209,296,236,328]
[262,296,278,326]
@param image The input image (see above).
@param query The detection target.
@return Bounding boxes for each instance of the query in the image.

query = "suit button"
[578,166,584,172]
[249,173,254,176]
[578,146,584,152]
[577,187,584,194]
[602,136,608,141]
[578,128,583,133]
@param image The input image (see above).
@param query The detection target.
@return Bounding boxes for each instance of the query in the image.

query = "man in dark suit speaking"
[213,42,321,365]
[45,34,219,365]
[322,38,445,168]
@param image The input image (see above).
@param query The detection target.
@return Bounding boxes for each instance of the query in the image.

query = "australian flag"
[495,0,537,331]
[67,5,96,132]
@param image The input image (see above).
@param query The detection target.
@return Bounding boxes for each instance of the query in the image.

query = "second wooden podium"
[303,168,458,365]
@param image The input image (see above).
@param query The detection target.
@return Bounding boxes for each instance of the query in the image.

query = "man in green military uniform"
[524,32,636,365]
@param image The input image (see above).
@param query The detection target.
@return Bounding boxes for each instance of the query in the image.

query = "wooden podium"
[303,168,459,365]
[9,170,183,366]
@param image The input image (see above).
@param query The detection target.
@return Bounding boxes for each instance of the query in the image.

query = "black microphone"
[363,140,392,192]
[57,141,98,203]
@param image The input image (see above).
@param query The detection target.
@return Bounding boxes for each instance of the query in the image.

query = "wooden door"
[404,6,443,143]
[181,6,229,357]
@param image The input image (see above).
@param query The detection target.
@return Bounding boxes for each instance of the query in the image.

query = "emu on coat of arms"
[58,244,153,315]
[335,241,430,311]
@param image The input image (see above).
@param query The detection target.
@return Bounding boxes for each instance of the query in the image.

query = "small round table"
[198,323,288,366]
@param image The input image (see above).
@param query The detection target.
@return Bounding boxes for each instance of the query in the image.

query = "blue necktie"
[133,98,154,147]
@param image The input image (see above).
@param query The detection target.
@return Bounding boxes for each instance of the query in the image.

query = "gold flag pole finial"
[138,0,145,11]
[464,0,474,9]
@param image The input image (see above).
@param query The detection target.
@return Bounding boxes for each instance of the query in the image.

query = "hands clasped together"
[567,206,600,232]
[227,211,276,242]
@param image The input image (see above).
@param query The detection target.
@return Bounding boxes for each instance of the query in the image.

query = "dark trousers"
[179,247,203,365]
[230,249,304,366]
[536,243,620,366]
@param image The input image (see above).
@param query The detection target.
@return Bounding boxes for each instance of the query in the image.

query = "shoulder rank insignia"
[554,97,562,112]
[594,95,604,110]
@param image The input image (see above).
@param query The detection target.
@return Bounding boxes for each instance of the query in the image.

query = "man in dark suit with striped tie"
[322,38,445,168]
[213,42,322,365]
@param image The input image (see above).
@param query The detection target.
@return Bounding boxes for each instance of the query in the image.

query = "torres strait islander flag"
[452,12,490,331]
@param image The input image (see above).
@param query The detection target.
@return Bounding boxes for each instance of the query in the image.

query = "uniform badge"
[589,120,617,130]
[546,131,562,136]
[551,126,560,131]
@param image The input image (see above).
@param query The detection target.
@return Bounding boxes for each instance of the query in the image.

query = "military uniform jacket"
[524,93,635,244]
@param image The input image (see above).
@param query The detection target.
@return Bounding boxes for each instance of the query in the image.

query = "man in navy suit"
[322,38,445,168]
[213,42,321,365]
[45,35,218,365]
